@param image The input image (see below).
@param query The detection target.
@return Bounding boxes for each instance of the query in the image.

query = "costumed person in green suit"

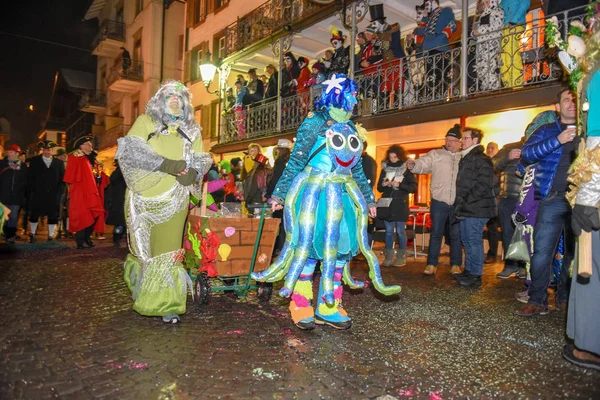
[116,80,212,324]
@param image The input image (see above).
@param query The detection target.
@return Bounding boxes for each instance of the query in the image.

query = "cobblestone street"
[0,239,598,399]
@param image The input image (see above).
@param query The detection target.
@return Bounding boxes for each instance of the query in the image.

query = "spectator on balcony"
[264,64,279,100]
[63,135,104,250]
[407,124,463,276]
[304,62,326,90]
[282,52,300,97]
[354,32,368,73]
[360,26,385,108]
[368,3,405,60]
[224,87,235,111]
[321,49,334,73]
[473,0,504,92]
[26,140,65,243]
[0,144,28,244]
[246,68,264,105]
[500,0,530,88]
[542,0,589,19]
[328,26,350,77]
[295,57,311,94]
[260,74,268,86]
[408,0,457,98]
[236,74,247,87]
[120,47,131,73]
[453,128,497,289]
[233,79,248,139]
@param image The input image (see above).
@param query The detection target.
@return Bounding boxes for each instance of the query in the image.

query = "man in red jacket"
[63,135,104,249]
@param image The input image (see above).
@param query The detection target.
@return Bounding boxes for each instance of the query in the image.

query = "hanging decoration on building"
[270,34,294,58]
[337,0,369,30]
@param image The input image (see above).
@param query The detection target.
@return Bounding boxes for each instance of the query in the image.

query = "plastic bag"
[506,222,530,263]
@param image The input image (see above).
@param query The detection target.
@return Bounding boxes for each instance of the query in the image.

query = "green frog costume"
[116,80,212,323]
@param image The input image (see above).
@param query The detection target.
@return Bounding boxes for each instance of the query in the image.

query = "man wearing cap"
[0,144,28,244]
[27,140,65,242]
[63,135,104,249]
[407,124,463,276]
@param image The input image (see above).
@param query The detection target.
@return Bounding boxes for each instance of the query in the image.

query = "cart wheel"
[257,282,273,302]
[194,272,210,309]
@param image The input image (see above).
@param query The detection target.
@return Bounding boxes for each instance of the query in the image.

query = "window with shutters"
[135,0,143,17]
[188,41,209,83]
[213,0,230,14]
[191,0,207,27]
[212,31,226,63]
[209,99,219,140]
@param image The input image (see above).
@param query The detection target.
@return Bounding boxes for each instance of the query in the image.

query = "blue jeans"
[460,217,489,276]
[427,199,462,266]
[528,193,574,307]
[498,197,521,270]
[384,220,406,249]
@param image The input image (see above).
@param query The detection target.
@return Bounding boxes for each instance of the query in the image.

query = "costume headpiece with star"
[315,74,358,112]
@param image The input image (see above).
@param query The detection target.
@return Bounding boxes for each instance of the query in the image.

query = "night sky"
[0,0,97,147]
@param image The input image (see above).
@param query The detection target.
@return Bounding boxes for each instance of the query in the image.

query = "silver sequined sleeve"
[115,136,165,193]
[190,152,213,178]
[576,137,600,208]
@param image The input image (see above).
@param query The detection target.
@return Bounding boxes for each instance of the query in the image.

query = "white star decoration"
[322,74,346,94]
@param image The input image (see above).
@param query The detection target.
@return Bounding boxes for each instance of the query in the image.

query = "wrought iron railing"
[79,90,107,110]
[108,60,143,85]
[223,0,326,57]
[97,124,130,150]
[218,4,587,145]
[92,19,125,49]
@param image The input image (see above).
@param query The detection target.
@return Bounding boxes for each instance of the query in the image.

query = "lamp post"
[199,51,220,95]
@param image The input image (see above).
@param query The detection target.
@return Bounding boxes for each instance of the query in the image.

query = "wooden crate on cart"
[185,209,280,276]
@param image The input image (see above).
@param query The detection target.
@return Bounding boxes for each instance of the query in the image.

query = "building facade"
[83,0,186,170]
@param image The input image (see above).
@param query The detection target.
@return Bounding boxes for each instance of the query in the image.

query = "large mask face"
[164,92,183,116]
[326,123,363,173]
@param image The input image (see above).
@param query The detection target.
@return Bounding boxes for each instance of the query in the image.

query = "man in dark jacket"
[105,162,127,247]
[492,137,525,278]
[454,128,497,288]
[514,87,578,317]
[0,144,28,244]
[264,64,279,101]
[27,140,65,242]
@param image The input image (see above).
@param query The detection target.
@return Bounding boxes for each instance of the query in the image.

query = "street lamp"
[199,51,219,95]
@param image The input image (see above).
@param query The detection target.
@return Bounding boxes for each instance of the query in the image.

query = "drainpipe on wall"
[460,0,469,98]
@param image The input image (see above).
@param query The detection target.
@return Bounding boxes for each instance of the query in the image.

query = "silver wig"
[145,80,201,142]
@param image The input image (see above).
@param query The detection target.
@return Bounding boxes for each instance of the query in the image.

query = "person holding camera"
[377,145,417,267]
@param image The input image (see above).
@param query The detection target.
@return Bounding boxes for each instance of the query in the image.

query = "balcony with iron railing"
[223,0,331,58]
[79,90,107,114]
[97,123,130,150]
[107,60,143,93]
[214,5,586,150]
[92,19,126,58]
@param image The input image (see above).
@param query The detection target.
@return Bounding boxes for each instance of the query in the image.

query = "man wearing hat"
[26,140,65,242]
[328,26,350,77]
[368,3,405,60]
[63,135,104,249]
[407,124,463,276]
[0,144,28,244]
